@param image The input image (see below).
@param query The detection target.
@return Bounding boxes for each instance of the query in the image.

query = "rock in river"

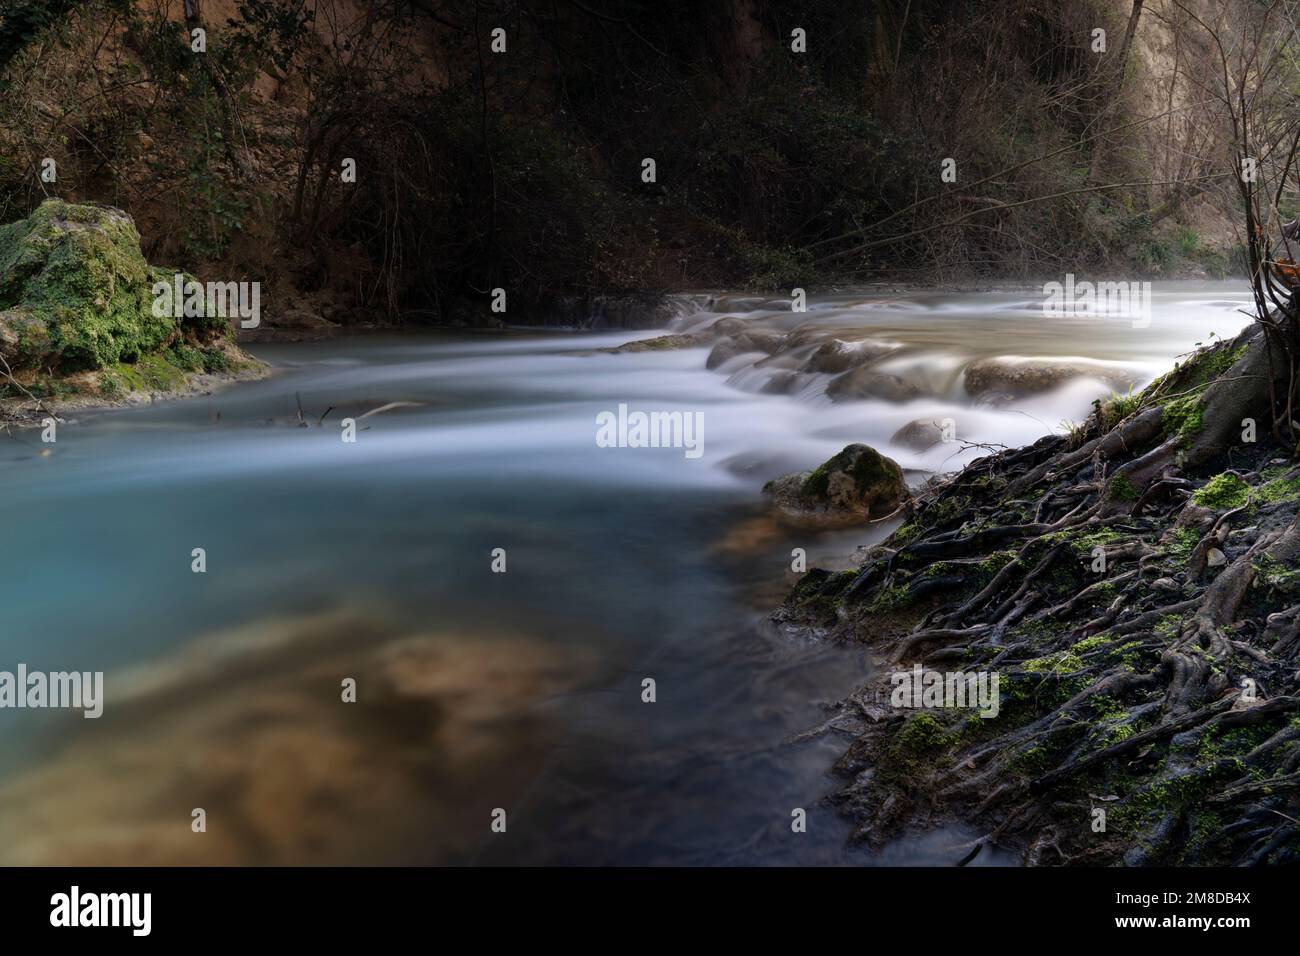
[826,366,922,403]
[763,443,911,527]
[891,418,946,451]
[963,357,1135,402]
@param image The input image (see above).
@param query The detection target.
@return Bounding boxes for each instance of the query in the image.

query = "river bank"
[775,322,1300,866]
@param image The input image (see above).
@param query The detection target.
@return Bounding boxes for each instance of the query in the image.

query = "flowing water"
[0,282,1255,866]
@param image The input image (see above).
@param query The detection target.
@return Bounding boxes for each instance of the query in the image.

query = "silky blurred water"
[0,281,1254,865]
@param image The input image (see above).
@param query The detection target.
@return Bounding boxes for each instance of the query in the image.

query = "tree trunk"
[1087,0,1146,183]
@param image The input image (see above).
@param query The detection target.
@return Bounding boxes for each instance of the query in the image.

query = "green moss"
[167,343,205,372]
[1165,525,1199,561]
[868,583,915,614]
[1186,810,1225,856]
[1257,472,1300,504]
[107,354,186,393]
[1091,694,1126,721]
[934,495,972,522]
[1074,633,1113,654]
[1199,343,1248,381]
[616,333,698,351]
[1008,618,1060,647]
[892,712,951,755]
[1197,724,1270,764]
[1020,530,1071,565]
[800,443,902,502]
[1022,650,1084,673]
[1151,342,1248,447]
[891,519,922,545]
[1072,528,1128,555]
[1107,723,1136,744]
[1007,744,1053,775]
[97,369,128,399]
[1105,473,1140,502]
[1161,392,1204,445]
[0,200,174,369]
[1155,614,1183,639]
[786,568,857,623]
[0,200,242,377]
[965,474,1009,495]
[107,362,146,391]
[976,549,1017,580]
[1115,341,1245,448]
[889,492,971,549]
[801,463,830,498]
[1110,768,1224,834]
[1192,472,1250,509]
[136,354,187,390]
[1087,695,1150,747]
[918,550,1016,586]
[1253,553,1300,593]
[0,201,255,408]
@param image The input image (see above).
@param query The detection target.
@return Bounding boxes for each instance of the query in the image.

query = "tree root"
[781,326,1300,864]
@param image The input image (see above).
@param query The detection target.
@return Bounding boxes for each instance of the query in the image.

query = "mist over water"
[0,282,1253,865]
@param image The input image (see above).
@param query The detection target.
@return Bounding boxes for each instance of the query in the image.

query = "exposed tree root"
[777,325,1300,865]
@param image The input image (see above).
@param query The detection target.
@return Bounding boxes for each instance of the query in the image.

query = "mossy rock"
[764,443,911,526]
[0,199,220,371]
[1193,472,1251,509]
[605,332,705,353]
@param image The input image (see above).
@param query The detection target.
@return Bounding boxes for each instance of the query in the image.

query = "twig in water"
[356,401,424,420]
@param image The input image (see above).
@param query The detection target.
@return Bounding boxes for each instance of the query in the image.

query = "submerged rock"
[826,366,921,403]
[604,332,706,353]
[706,330,784,369]
[759,370,810,395]
[802,338,896,374]
[891,418,946,451]
[764,443,910,526]
[963,357,1135,401]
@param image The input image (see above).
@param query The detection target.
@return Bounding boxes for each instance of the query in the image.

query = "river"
[0,282,1255,865]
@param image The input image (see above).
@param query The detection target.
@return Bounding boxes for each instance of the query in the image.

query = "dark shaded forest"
[0,0,1250,327]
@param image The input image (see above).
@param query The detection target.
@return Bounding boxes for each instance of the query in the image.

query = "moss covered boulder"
[763,443,911,526]
[0,200,181,369]
[0,199,257,419]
